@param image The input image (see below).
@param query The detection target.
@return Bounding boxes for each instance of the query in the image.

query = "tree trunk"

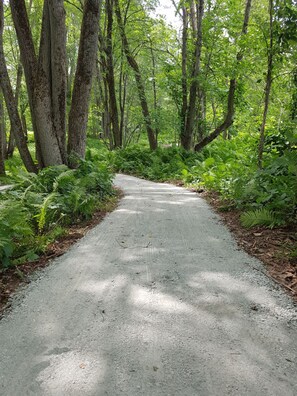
[105,0,121,148]
[149,40,160,142]
[180,5,188,141]
[189,0,198,34]
[95,60,110,142]
[258,0,273,169]
[10,0,65,167]
[68,0,101,163]
[0,89,5,175]
[9,0,43,166]
[39,0,67,163]
[182,0,204,150]
[197,88,206,141]
[119,48,127,146]
[195,0,252,152]
[291,68,297,121]
[114,0,157,150]
[7,63,24,158]
[194,79,236,151]
[0,2,36,173]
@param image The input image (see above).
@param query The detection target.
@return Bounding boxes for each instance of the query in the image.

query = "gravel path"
[0,174,296,396]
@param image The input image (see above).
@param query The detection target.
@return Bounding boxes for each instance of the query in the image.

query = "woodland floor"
[0,182,296,317]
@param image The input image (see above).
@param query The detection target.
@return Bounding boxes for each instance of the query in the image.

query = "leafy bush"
[241,157,296,218]
[111,146,201,181]
[0,160,114,269]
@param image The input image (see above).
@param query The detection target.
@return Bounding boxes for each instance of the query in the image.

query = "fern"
[240,209,283,228]
[0,160,114,268]
[0,201,33,267]
[37,192,61,232]
[53,170,77,193]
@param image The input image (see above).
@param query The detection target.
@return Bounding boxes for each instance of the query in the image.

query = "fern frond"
[37,192,60,232]
[240,209,282,228]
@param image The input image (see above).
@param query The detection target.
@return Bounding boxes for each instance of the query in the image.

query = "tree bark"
[197,88,206,141]
[39,0,67,162]
[119,48,127,146]
[291,68,297,121]
[96,57,111,142]
[105,0,121,148]
[7,62,23,158]
[182,0,204,150]
[149,39,160,143]
[114,0,157,150]
[195,0,252,152]
[68,0,101,163]
[0,2,36,173]
[9,0,43,165]
[258,0,273,169]
[10,0,65,167]
[0,89,5,175]
[180,5,188,140]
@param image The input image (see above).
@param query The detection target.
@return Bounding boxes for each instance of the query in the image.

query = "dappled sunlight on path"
[0,174,296,395]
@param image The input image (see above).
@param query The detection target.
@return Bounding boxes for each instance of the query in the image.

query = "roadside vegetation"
[109,138,297,229]
[0,158,114,269]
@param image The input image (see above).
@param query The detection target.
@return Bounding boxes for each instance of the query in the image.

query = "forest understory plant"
[0,160,114,269]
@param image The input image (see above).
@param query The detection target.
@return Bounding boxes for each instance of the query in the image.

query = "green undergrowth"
[96,134,296,229]
[0,159,114,269]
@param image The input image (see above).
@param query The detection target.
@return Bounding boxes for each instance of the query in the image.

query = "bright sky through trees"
[155,0,180,29]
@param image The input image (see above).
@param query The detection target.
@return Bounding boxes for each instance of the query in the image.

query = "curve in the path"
[0,174,296,396]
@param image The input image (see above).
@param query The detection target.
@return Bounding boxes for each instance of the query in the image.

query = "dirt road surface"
[0,174,296,395]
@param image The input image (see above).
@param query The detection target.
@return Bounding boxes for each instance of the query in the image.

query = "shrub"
[0,160,114,269]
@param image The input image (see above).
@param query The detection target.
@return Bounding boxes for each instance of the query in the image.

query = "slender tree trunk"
[182,0,204,150]
[93,60,103,138]
[114,0,157,150]
[258,0,273,169]
[0,89,5,175]
[0,90,5,152]
[189,0,198,33]
[291,68,297,121]
[97,29,112,144]
[68,0,101,162]
[0,2,36,173]
[119,48,127,146]
[121,74,128,146]
[96,60,110,142]
[195,0,252,152]
[196,88,206,141]
[149,40,160,142]
[105,0,121,147]
[7,62,23,158]
[118,0,130,146]
[180,5,188,140]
